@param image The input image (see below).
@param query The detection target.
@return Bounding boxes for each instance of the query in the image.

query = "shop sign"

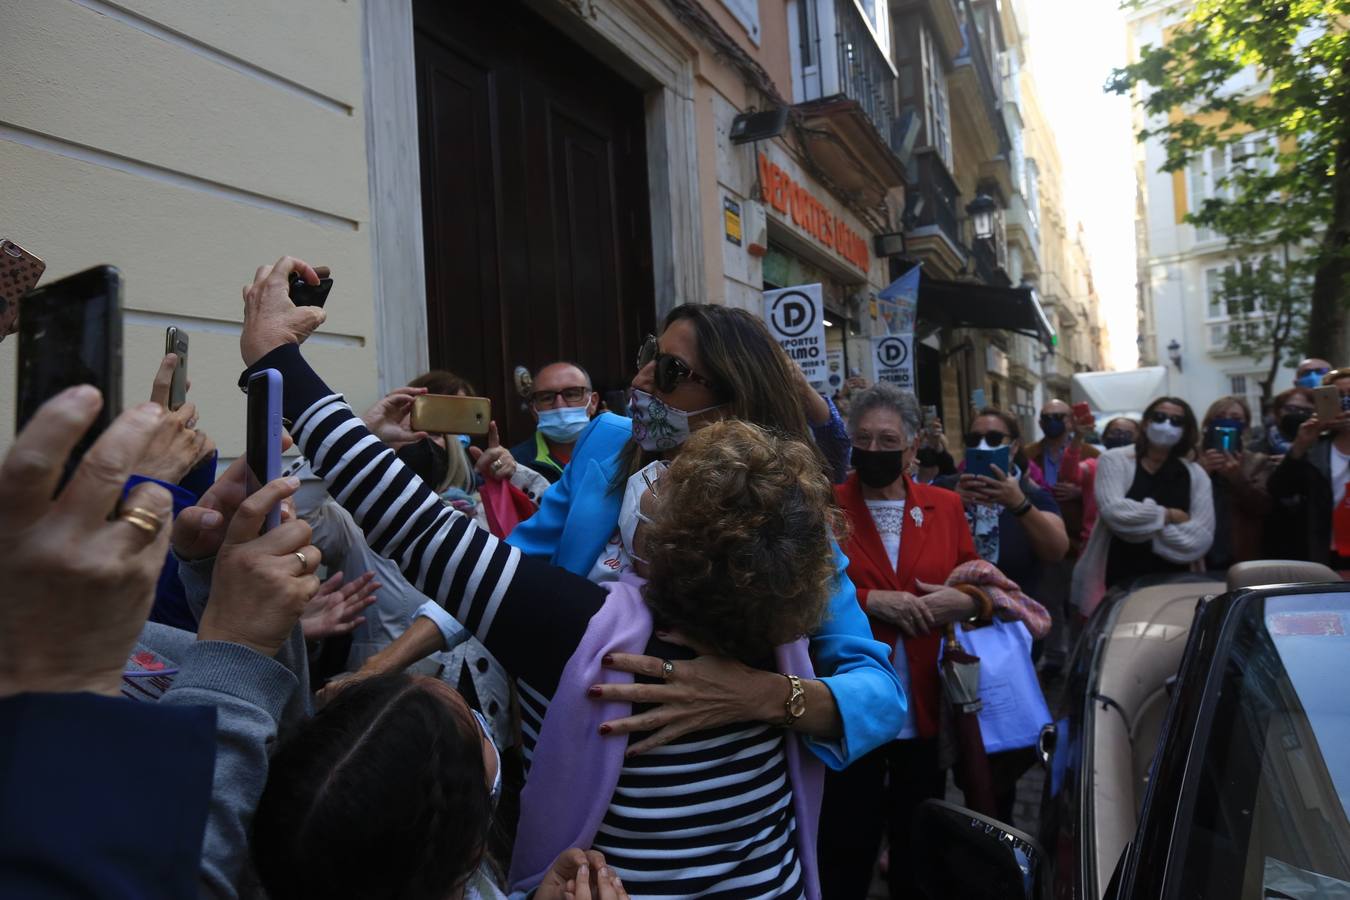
[826,346,845,391]
[872,334,914,391]
[758,153,870,273]
[764,284,827,383]
[723,197,742,246]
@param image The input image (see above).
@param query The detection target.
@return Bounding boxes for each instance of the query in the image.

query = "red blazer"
[835,472,977,738]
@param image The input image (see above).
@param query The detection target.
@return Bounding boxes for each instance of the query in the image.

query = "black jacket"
[1265,438,1335,563]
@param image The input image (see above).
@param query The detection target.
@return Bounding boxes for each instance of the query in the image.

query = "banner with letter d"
[763,284,827,384]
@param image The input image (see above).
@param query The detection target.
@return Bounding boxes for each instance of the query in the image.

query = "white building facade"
[1127,0,1297,414]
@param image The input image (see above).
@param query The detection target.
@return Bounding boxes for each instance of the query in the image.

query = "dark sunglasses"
[1040,412,1069,421]
[964,430,1008,448]
[1149,411,1186,427]
[636,335,718,394]
[529,387,590,408]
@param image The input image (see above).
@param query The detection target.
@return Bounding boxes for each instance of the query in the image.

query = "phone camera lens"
[2,245,20,258]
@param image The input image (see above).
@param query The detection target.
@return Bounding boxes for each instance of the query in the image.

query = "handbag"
[953,618,1051,754]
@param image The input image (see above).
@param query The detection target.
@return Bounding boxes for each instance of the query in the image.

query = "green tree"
[1108,0,1350,361]
[1212,248,1311,400]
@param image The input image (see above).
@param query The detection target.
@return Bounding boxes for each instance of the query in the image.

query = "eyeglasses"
[1300,367,1331,378]
[1103,429,1135,442]
[1149,411,1186,427]
[1041,412,1069,421]
[636,335,718,394]
[964,430,1008,448]
[529,387,590,409]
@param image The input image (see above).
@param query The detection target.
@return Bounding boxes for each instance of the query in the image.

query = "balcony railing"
[834,1,896,145]
[912,150,961,246]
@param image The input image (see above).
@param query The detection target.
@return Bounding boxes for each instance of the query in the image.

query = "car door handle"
[1038,722,1058,769]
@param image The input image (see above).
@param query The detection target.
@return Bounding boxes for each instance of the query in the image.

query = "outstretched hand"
[470,421,515,482]
[240,256,328,366]
[300,571,379,641]
[0,388,174,696]
[361,386,429,449]
[196,475,322,657]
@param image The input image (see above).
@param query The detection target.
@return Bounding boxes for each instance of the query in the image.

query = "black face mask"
[1102,431,1135,450]
[915,447,943,468]
[852,447,907,489]
[1279,408,1314,440]
[397,437,450,488]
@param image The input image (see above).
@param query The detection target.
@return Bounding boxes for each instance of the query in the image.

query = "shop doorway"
[413,0,655,443]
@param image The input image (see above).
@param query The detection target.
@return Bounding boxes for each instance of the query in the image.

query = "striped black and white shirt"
[265,346,804,898]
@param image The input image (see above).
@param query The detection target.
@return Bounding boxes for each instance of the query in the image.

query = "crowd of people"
[3,254,1347,900]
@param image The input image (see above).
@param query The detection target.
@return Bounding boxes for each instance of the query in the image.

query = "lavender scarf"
[507,573,824,897]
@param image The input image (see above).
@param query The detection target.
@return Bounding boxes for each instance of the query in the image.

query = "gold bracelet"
[783,674,806,727]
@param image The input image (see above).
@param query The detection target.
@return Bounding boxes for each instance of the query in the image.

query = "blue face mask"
[455,434,471,448]
[537,405,591,443]
[1039,415,1067,439]
[1297,370,1329,390]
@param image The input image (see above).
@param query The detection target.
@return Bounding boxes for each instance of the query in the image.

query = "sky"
[1021,0,1142,371]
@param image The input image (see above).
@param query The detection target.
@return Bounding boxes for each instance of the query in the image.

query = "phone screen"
[16,266,123,485]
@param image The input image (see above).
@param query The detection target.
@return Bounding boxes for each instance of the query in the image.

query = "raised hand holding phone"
[240,256,327,366]
[16,265,123,488]
[246,369,283,532]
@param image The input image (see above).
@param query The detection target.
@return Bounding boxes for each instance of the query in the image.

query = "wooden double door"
[413,0,655,444]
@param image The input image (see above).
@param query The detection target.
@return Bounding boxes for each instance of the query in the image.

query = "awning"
[915,273,1057,349]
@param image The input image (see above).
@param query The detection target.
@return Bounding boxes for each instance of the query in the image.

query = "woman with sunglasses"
[1071,397,1214,618]
[939,408,1068,598]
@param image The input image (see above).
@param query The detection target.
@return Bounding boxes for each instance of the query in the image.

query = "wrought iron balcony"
[833,1,897,148]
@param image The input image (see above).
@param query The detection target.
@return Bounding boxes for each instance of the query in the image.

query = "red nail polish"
[587,686,602,698]
[598,723,611,735]
[602,654,614,666]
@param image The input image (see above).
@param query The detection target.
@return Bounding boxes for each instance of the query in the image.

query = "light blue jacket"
[507,413,906,768]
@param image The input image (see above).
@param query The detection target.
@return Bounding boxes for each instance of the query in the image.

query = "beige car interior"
[1087,561,1340,898]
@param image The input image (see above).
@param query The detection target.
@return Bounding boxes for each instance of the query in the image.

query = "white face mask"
[620,460,668,566]
[1146,420,1184,449]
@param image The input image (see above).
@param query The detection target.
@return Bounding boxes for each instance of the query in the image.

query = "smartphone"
[411,394,491,436]
[288,271,333,308]
[1203,425,1241,453]
[0,239,47,340]
[164,326,189,411]
[246,369,284,532]
[1313,385,1342,424]
[16,265,123,488]
[964,445,1011,480]
[1072,401,1095,428]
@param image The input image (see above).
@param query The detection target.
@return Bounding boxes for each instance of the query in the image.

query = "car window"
[1168,591,1350,900]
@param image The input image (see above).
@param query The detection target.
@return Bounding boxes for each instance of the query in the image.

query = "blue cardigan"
[507,413,906,767]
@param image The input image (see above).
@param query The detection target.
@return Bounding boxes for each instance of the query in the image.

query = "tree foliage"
[1108,0,1350,361]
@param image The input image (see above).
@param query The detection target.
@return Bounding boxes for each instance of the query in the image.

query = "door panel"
[414,0,653,444]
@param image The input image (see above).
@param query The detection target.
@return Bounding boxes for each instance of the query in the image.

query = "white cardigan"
[1072,445,1215,617]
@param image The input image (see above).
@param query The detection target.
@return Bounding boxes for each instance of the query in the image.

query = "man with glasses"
[509,362,599,484]
[1023,399,1099,677]
[1294,357,1334,390]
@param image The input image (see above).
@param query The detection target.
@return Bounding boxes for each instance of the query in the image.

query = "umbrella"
[941,625,997,817]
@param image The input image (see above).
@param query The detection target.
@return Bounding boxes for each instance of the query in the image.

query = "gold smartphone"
[411,394,491,435]
[1313,385,1342,424]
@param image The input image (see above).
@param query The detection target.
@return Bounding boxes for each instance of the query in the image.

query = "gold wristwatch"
[783,674,806,727]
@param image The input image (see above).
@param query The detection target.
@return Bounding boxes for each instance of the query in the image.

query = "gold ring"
[661,659,675,680]
[118,506,164,536]
[491,460,503,470]
[294,550,308,572]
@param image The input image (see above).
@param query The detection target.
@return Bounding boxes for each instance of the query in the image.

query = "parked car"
[913,561,1350,899]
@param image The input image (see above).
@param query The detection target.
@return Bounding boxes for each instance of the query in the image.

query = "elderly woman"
[817,383,987,900]
[1073,397,1214,618]
[238,259,853,898]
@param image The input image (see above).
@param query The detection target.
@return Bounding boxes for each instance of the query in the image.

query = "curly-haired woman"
[238,280,850,899]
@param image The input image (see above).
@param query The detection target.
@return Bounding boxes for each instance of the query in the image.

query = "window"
[1166,591,1350,899]
[1187,134,1279,243]
[1229,374,1247,396]
[797,0,819,71]
[719,0,761,46]
[1205,266,1233,319]
[920,26,952,169]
